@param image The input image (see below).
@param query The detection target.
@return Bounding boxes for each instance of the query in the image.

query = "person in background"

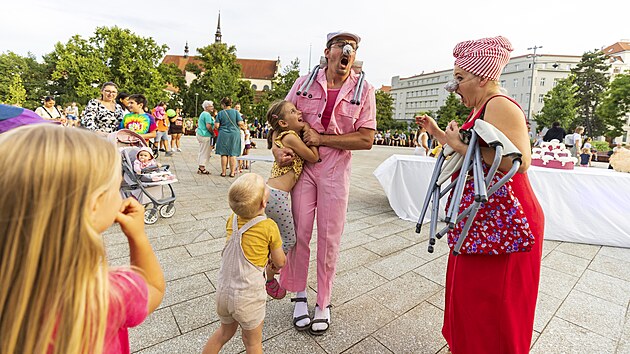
[215,97,245,178]
[413,125,430,156]
[116,92,131,116]
[35,96,66,124]
[65,102,79,127]
[579,147,592,167]
[416,35,544,354]
[0,125,164,354]
[119,94,157,142]
[82,82,124,134]
[569,126,584,158]
[168,108,184,152]
[543,121,566,142]
[196,100,215,175]
[153,102,172,157]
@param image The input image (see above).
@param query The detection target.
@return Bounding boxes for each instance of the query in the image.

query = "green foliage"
[590,140,610,152]
[6,75,27,106]
[596,73,630,139]
[570,50,610,136]
[375,90,397,130]
[184,43,254,118]
[534,77,577,130]
[436,92,470,128]
[46,27,177,108]
[0,51,48,108]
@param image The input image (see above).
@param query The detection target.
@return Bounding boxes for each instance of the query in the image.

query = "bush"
[590,141,610,152]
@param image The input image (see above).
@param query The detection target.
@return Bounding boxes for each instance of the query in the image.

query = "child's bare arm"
[283,133,319,163]
[269,246,286,269]
[116,198,165,314]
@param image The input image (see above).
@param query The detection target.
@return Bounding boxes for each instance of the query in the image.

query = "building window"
[553,79,559,87]
[500,80,506,87]
[251,84,257,90]
[263,85,270,91]
[513,79,518,87]
[515,64,520,71]
[538,94,544,103]
[540,77,546,86]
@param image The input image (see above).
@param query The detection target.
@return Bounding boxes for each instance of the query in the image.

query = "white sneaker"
[177,148,182,152]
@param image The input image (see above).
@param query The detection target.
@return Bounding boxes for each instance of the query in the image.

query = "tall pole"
[527,45,542,124]
[195,93,199,117]
[308,44,312,70]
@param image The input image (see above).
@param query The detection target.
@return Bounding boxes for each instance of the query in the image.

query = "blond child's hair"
[582,147,590,154]
[0,124,121,354]
[228,173,266,218]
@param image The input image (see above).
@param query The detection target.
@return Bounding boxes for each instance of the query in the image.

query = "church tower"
[215,12,222,44]
[184,41,189,58]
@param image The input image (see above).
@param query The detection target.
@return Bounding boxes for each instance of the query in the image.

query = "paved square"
[103,136,630,353]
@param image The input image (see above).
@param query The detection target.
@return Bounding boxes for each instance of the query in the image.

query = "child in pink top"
[0,125,165,354]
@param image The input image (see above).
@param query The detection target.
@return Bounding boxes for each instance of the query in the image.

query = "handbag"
[444,103,535,255]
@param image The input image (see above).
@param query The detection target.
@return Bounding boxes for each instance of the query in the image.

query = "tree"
[6,75,27,106]
[375,90,395,130]
[186,42,254,117]
[46,27,179,107]
[570,50,610,136]
[534,77,577,131]
[436,92,470,128]
[596,73,630,139]
[0,51,48,108]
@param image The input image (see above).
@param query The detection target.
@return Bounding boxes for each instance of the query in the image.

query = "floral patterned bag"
[445,164,535,255]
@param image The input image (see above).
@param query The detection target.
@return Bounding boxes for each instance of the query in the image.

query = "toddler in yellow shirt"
[203,173,285,354]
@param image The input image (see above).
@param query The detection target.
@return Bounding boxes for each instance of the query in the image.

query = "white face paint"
[342,44,355,56]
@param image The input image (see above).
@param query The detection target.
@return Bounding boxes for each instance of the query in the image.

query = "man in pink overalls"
[274,30,376,336]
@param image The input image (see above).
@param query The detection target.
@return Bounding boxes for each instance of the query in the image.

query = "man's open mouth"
[340,56,349,66]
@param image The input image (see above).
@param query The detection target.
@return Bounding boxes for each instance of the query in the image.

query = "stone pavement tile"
[359,205,397,217]
[555,290,626,340]
[366,250,427,281]
[193,209,232,220]
[618,311,630,354]
[574,269,630,306]
[105,241,130,260]
[342,220,372,234]
[598,245,630,262]
[373,302,446,354]
[436,345,450,353]
[313,294,397,354]
[394,226,427,243]
[413,256,447,287]
[262,298,299,339]
[172,294,217,333]
[588,254,630,282]
[407,236,451,262]
[328,267,387,306]
[335,246,381,274]
[185,237,227,257]
[554,242,601,260]
[169,215,226,236]
[159,212,197,225]
[541,250,590,277]
[147,230,203,252]
[345,210,366,222]
[541,239,561,258]
[362,234,415,257]
[339,230,377,252]
[162,253,221,282]
[367,272,442,315]
[363,213,400,226]
[193,230,214,242]
[134,323,242,354]
[362,222,409,240]
[426,289,445,311]
[529,317,616,354]
[144,224,177,239]
[262,330,326,354]
[533,292,563,332]
[538,266,579,300]
[342,336,393,354]
[102,230,128,247]
[158,273,214,309]
[129,307,180,352]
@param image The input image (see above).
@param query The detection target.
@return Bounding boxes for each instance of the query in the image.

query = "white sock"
[293,290,310,327]
[312,304,330,331]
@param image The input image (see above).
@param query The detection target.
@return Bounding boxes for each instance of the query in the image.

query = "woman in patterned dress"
[214,97,246,177]
[81,82,124,134]
[416,36,544,354]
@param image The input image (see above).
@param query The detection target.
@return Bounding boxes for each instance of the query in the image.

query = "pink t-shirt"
[103,270,149,354]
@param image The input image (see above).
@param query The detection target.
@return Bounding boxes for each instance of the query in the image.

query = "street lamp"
[527,45,542,124]
[194,93,199,117]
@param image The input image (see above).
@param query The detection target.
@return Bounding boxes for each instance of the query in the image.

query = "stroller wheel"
[144,208,159,224]
[159,203,176,218]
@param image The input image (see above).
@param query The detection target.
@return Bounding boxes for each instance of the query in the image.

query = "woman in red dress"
[416,36,544,353]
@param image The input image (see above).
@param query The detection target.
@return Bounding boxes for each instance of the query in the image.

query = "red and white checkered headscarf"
[453,36,513,81]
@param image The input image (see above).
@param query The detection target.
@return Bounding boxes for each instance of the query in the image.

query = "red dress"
[442,96,544,354]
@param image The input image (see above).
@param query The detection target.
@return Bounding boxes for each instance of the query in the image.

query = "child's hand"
[116,197,146,240]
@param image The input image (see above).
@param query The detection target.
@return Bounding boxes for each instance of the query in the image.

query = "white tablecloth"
[374,155,630,248]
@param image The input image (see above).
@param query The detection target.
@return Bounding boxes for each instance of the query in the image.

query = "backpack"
[564,134,574,145]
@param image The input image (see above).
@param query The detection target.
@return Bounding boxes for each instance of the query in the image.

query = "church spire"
[215,11,222,43]
[184,41,189,58]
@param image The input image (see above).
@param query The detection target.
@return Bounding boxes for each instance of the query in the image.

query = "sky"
[3,0,629,89]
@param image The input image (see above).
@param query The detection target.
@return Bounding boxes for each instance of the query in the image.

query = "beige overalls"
[215,215,268,330]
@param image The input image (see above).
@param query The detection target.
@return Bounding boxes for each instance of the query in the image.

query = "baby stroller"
[108,129,177,224]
